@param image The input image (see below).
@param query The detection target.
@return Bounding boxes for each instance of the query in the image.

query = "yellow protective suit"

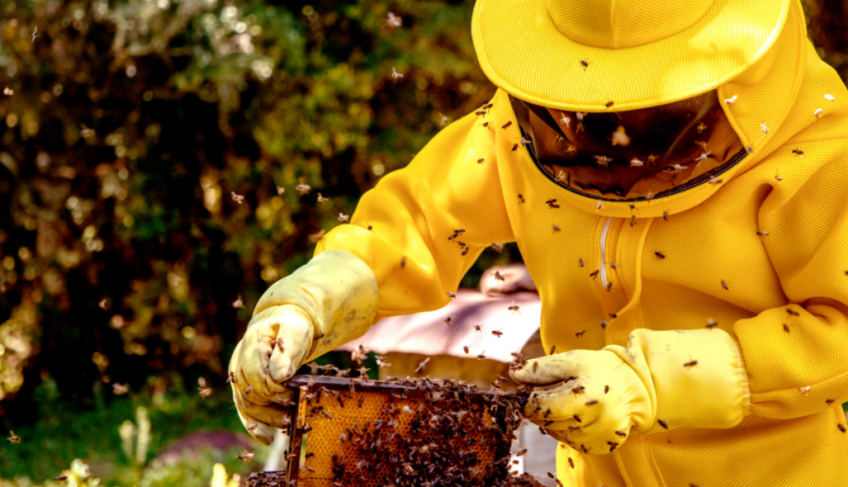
[311,1,848,485]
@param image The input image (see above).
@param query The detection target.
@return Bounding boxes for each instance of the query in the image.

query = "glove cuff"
[253,250,379,364]
[610,328,751,433]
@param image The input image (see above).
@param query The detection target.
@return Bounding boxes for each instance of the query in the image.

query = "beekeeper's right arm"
[230,92,516,443]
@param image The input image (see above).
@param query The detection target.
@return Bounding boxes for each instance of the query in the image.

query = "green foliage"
[0,373,263,484]
[0,0,498,412]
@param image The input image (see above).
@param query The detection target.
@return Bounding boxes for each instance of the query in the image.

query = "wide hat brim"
[472,0,791,112]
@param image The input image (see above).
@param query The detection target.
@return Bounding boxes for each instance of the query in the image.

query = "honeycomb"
[281,375,526,487]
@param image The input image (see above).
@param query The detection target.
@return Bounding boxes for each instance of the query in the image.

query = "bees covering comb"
[251,375,532,487]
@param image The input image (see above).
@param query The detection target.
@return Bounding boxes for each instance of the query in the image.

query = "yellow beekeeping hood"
[472,0,791,112]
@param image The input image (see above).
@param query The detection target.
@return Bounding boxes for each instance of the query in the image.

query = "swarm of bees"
[246,374,536,487]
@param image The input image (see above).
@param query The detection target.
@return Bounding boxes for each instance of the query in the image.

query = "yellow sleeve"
[314,97,515,322]
[734,146,848,419]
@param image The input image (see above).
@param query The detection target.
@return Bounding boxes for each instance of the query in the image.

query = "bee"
[546,199,560,208]
[391,67,403,79]
[462,247,469,256]
[799,386,811,396]
[338,213,350,222]
[601,320,607,329]
[575,330,585,338]
[491,330,503,338]
[572,386,585,395]
[655,251,666,259]
[775,174,783,181]
[443,316,453,327]
[386,12,402,27]
[518,194,525,204]
[447,292,456,299]
[477,352,486,360]
[787,308,800,317]
[568,425,580,431]
[491,243,505,252]
[840,424,847,433]
[237,450,255,462]
[463,346,469,354]
[475,110,487,116]
[826,398,837,405]
[7,431,20,444]
[585,400,598,406]
[313,333,324,342]
[415,357,430,374]
[706,319,719,329]
[244,385,253,395]
[573,414,582,423]
[568,457,575,469]
[367,225,373,230]
[512,143,519,151]
[228,371,237,384]
[549,345,556,355]
[593,155,612,166]
[198,388,212,399]
[317,193,329,204]
[605,101,614,108]
[401,257,406,268]
[231,192,245,204]
[697,122,707,133]
[296,184,311,195]
[589,270,600,279]
[477,158,485,164]
[658,419,669,429]
[475,324,483,332]
[502,121,513,129]
[597,199,603,210]
[615,430,627,437]
[482,122,490,128]
[578,258,584,267]
[783,324,790,333]
[684,360,698,367]
[508,304,521,314]
[721,280,729,290]
[708,175,723,185]
[581,444,589,453]
[54,476,68,481]
[607,441,619,452]
[792,149,804,156]
[553,224,561,231]
[517,449,528,457]
[663,211,668,221]
[757,231,769,236]
[580,60,589,69]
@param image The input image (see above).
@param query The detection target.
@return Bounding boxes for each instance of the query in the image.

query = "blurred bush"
[0,0,501,413]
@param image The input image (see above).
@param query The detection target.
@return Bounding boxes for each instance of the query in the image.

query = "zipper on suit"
[599,217,623,310]
[600,218,613,289]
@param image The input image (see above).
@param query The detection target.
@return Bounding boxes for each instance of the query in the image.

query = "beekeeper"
[229,0,848,483]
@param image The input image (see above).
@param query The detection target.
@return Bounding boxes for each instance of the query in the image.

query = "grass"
[0,374,270,486]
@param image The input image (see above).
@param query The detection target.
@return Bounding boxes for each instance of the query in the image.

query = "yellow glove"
[229,250,379,444]
[511,329,750,455]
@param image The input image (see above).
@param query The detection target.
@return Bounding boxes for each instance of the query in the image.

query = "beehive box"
[260,374,527,487]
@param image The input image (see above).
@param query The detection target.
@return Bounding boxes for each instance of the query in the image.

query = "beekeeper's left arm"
[733,145,848,420]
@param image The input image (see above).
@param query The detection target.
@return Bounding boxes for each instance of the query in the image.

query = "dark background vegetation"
[0,0,845,484]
